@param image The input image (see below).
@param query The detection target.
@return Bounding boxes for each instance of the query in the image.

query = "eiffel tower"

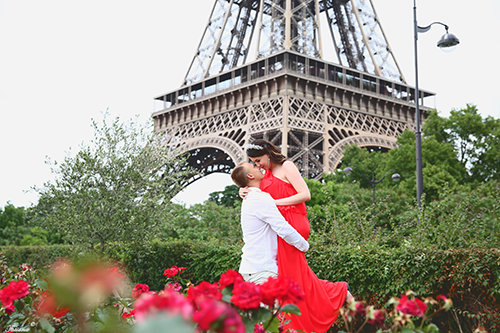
[153,0,434,182]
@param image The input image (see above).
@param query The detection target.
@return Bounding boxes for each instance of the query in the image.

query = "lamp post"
[413,0,460,208]
[343,163,400,231]
[343,164,400,206]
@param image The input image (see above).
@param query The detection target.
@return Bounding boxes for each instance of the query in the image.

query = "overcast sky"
[1,0,499,208]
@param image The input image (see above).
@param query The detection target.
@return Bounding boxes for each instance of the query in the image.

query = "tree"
[329,144,389,189]
[0,203,29,246]
[33,115,199,253]
[161,201,242,244]
[207,184,241,207]
[383,130,466,202]
[473,117,500,182]
[423,104,500,184]
[331,130,466,202]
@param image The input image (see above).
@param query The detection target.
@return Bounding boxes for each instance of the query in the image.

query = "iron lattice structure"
[153,0,434,182]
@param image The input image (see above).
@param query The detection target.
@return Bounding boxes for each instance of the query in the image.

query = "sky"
[1,0,499,209]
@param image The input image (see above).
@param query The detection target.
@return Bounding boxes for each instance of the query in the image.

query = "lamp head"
[392,173,401,182]
[437,31,460,52]
[343,166,353,176]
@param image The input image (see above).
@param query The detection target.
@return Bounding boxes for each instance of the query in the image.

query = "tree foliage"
[207,184,241,207]
[424,104,500,184]
[0,203,28,246]
[161,201,242,245]
[32,115,199,253]
[330,105,498,202]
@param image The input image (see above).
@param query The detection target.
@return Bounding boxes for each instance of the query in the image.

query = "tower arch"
[173,136,245,185]
[327,135,398,172]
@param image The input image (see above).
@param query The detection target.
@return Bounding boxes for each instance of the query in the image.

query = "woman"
[244,139,353,333]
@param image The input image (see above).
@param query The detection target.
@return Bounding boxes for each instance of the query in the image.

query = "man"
[231,162,309,284]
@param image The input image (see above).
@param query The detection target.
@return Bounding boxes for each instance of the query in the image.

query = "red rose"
[218,269,244,290]
[219,305,245,333]
[254,323,266,333]
[193,298,227,330]
[134,289,193,323]
[0,280,30,309]
[166,282,182,292]
[122,309,136,319]
[4,303,15,315]
[132,283,150,300]
[163,266,186,277]
[396,295,427,317]
[108,266,124,278]
[193,298,244,333]
[285,278,305,305]
[259,276,304,307]
[79,264,125,295]
[353,301,366,316]
[187,281,222,307]
[367,309,385,326]
[35,291,70,318]
[231,281,262,310]
[259,276,288,306]
[437,294,453,310]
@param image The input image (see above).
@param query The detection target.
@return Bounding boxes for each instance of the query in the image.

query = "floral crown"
[244,143,263,151]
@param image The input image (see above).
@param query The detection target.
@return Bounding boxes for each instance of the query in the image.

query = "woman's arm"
[274,161,311,206]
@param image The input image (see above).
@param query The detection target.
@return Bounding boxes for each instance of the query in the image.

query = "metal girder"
[255,0,323,59]
[183,0,405,85]
[183,0,260,85]
[323,0,406,83]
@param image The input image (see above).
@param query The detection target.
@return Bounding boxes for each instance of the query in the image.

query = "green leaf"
[39,317,56,333]
[35,279,48,290]
[423,323,440,333]
[221,286,234,297]
[401,328,415,333]
[244,319,256,333]
[281,304,301,316]
[252,307,272,323]
[264,316,280,333]
[133,313,194,333]
[222,293,233,303]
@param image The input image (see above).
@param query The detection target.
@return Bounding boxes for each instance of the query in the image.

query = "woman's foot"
[345,283,355,303]
[346,290,355,304]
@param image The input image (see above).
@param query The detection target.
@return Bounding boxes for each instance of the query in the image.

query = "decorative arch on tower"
[174,136,246,185]
[327,135,397,172]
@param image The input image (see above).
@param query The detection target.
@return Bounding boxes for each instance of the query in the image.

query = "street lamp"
[413,0,460,208]
[343,163,400,232]
[343,163,400,206]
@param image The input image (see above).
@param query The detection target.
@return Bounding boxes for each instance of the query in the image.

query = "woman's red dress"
[260,170,348,333]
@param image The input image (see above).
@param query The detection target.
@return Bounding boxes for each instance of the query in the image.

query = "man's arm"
[255,195,309,252]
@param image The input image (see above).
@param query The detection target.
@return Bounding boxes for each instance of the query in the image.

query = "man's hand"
[239,186,250,199]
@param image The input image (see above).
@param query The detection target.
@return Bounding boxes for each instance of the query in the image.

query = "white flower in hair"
[245,143,263,151]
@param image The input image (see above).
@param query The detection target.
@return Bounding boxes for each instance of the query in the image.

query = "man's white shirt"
[239,187,309,275]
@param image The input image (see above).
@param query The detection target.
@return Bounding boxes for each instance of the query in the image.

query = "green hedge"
[307,245,500,332]
[0,244,74,268]
[2,243,499,331]
[120,239,242,290]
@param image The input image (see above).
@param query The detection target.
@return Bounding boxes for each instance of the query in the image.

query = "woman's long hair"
[245,139,287,165]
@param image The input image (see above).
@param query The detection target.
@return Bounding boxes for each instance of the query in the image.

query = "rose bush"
[0,257,304,333]
[0,255,456,333]
[340,290,454,333]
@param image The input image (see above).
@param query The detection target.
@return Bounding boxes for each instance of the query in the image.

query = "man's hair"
[231,163,249,188]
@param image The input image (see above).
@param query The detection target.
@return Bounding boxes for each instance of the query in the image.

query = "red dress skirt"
[261,170,347,333]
